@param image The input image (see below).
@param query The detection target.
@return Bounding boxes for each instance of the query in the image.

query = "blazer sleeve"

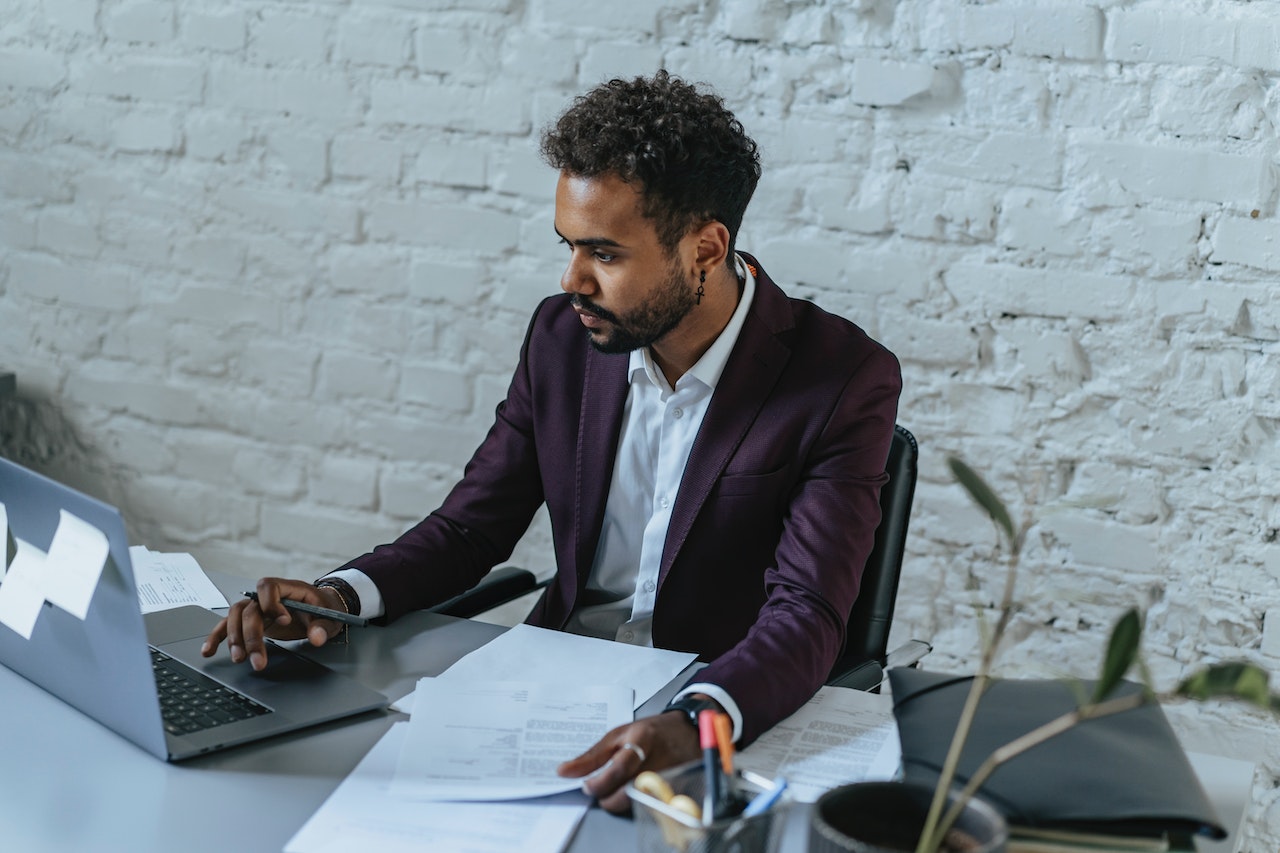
[689,343,902,745]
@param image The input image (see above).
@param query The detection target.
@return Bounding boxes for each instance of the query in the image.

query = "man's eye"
[594,252,616,263]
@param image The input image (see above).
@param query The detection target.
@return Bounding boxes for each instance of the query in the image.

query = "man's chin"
[585,329,638,355]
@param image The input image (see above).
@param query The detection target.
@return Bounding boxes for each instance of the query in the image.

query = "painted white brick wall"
[2,1,1278,845]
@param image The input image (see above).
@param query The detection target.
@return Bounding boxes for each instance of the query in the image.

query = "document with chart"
[128,545,229,613]
[287,723,589,853]
[737,684,902,801]
[393,678,632,801]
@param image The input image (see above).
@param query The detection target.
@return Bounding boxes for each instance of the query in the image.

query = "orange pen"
[712,711,735,775]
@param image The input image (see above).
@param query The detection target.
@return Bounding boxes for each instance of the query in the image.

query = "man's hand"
[557,710,701,814]
[201,577,346,671]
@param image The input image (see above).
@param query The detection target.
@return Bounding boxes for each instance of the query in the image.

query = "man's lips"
[573,305,605,329]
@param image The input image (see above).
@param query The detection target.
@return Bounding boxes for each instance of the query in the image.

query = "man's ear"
[692,220,731,271]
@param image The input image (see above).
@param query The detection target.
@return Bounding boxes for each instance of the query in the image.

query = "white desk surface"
[1183,751,1256,853]
[0,570,1254,853]
[0,570,718,853]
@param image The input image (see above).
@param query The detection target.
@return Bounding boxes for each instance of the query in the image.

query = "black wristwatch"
[313,576,361,616]
[664,695,721,729]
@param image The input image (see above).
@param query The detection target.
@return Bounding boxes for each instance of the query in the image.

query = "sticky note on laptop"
[0,538,49,639]
[42,509,110,620]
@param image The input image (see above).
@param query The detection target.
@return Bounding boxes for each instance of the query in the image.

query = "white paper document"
[427,622,698,712]
[393,678,632,801]
[41,509,109,620]
[737,685,902,802]
[128,545,229,613]
[0,538,49,639]
[287,723,589,853]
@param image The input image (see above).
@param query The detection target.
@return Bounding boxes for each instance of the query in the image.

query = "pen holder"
[627,761,789,853]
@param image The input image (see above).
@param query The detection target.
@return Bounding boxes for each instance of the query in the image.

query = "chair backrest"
[828,425,918,678]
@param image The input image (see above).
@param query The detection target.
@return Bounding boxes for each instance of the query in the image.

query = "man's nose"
[560,252,593,295]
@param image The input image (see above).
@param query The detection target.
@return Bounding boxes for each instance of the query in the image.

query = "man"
[203,71,901,812]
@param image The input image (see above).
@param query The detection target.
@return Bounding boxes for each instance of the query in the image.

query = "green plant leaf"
[947,458,1015,547]
[1094,608,1141,702]
[1176,662,1273,709]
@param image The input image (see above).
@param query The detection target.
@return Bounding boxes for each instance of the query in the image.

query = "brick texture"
[2,2,1278,846]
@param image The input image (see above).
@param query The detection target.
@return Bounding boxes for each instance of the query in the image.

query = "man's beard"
[572,263,696,354]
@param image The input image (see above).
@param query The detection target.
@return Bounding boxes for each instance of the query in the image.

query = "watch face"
[670,696,718,726]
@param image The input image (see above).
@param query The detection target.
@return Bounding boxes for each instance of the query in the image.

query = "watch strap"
[664,695,720,728]
[314,576,361,616]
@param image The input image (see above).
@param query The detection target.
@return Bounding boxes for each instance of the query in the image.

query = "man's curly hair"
[541,70,761,256]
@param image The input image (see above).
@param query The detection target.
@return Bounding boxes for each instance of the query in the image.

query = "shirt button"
[622,631,635,642]
[643,580,655,593]
[672,407,684,419]
[659,496,670,509]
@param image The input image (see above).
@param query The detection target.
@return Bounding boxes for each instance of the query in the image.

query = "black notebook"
[889,669,1226,842]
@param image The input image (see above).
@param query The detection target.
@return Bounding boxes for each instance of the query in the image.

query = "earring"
[695,269,706,305]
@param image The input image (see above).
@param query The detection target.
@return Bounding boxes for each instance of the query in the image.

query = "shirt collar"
[629,253,757,393]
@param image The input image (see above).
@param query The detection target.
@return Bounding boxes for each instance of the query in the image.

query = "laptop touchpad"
[144,605,222,645]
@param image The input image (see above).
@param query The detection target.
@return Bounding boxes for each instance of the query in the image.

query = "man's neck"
[649,264,744,387]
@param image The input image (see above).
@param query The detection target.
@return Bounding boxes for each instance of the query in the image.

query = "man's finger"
[306,617,339,647]
[597,785,633,815]
[557,734,621,777]
[225,599,250,663]
[614,742,647,768]
[581,755,626,799]
[240,601,269,671]
[201,616,229,656]
[578,747,646,808]
[255,578,293,625]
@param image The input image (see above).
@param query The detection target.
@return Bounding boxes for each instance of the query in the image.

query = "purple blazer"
[347,254,901,744]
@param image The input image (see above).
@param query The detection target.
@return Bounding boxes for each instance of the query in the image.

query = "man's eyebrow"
[553,227,624,249]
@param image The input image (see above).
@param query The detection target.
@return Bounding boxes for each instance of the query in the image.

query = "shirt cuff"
[326,568,385,618]
[672,682,743,743]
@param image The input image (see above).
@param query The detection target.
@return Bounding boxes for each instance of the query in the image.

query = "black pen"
[242,591,370,627]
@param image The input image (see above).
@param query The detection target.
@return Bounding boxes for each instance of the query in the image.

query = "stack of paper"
[287,624,699,853]
[392,678,632,801]
[392,624,699,714]
[736,685,902,802]
[128,545,228,613]
[286,723,591,853]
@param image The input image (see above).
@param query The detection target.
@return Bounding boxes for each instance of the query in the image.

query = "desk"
[0,572,717,853]
[0,570,1251,853]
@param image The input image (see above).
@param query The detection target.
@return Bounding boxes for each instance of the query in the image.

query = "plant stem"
[916,547,1021,853]
[915,672,990,853]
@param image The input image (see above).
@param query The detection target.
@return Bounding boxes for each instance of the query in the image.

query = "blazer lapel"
[572,346,629,594]
[659,258,794,584]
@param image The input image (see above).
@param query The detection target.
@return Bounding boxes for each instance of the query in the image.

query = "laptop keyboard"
[150,648,272,736]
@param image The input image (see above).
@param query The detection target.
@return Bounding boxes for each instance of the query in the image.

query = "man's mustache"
[570,295,622,325]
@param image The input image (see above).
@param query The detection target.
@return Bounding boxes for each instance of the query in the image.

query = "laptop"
[0,457,388,761]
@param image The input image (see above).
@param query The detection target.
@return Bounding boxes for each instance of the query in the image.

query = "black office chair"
[432,425,929,693]
[825,425,930,691]
[429,564,548,619]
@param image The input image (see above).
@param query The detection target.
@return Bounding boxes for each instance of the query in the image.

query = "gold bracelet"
[314,581,351,645]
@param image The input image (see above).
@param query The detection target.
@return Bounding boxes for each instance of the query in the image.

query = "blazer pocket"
[712,466,792,497]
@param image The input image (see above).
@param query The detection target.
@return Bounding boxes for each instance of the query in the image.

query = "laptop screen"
[0,458,168,758]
